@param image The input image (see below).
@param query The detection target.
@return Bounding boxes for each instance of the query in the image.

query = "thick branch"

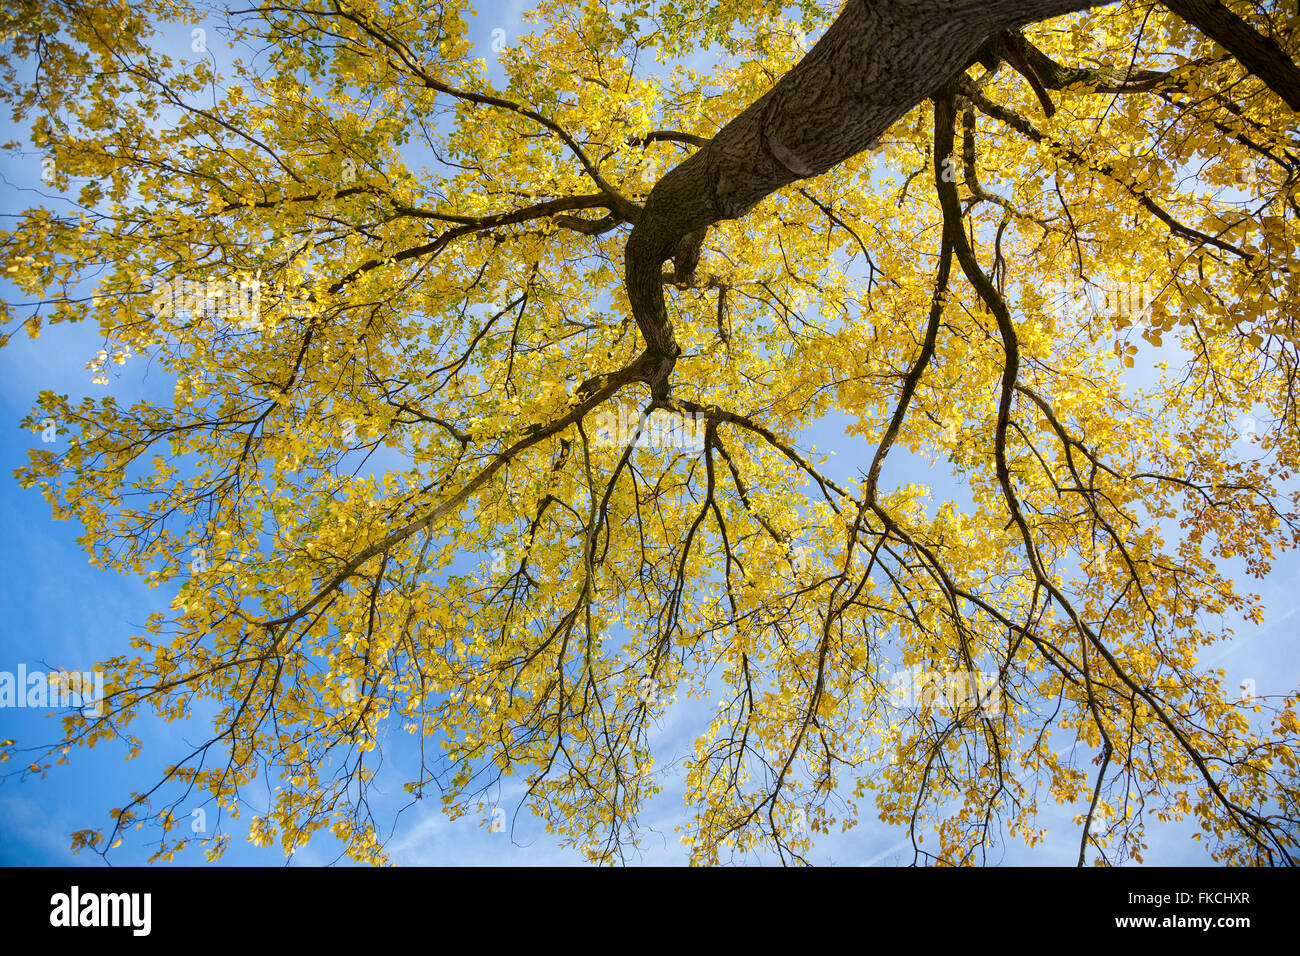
[623,0,1108,398]
[1161,0,1300,112]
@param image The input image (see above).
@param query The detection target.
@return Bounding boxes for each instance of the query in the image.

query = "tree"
[1,0,1298,866]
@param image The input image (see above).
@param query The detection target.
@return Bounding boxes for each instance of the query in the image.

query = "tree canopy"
[1,0,1299,865]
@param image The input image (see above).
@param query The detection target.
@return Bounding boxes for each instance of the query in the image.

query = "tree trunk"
[623,0,1298,398]
[1161,0,1300,112]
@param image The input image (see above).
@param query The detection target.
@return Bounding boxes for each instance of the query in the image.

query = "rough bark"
[1161,0,1300,112]
[623,0,1300,399]
[624,0,1109,398]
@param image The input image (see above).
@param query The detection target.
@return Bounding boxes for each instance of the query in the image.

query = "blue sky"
[2,0,1297,866]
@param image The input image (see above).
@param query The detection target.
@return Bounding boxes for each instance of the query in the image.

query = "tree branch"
[623,0,1109,399]
[1160,0,1300,112]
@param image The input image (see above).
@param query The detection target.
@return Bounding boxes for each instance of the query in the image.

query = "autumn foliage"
[1,0,1298,865]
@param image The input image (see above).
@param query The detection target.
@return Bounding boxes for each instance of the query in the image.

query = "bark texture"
[1162,0,1300,112]
[624,0,1109,397]
[623,0,1300,399]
